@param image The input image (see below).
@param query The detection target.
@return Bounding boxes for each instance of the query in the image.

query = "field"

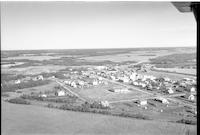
[2,101,196,135]
[1,65,67,75]
[76,84,149,101]
[153,68,196,75]
[138,70,196,81]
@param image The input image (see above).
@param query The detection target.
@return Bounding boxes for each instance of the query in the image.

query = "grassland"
[150,53,196,68]
[1,101,196,135]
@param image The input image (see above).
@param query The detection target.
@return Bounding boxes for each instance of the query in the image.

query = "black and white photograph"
[1,1,199,135]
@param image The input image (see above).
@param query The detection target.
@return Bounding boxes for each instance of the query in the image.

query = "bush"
[118,113,150,120]
[7,98,30,105]
[176,119,196,125]
[20,94,44,101]
[47,103,54,108]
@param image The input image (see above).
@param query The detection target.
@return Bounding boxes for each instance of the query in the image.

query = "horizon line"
[1,46,196,51]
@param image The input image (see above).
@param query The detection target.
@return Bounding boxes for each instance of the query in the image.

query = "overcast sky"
[1,1,196,50]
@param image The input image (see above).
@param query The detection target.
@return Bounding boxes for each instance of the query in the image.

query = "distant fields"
[2,101,196,135]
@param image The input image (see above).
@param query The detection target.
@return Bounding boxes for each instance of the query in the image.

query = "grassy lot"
[2,101,196,135]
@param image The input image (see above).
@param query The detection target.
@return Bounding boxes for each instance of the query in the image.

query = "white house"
[15,80,21,84]
[133,81,139,86]
[98,77,103,81]
[71,81,77,88]
[37,75,44,80]
[55,90,65,96]
[138,100,147,106]
[39,94,47,98]
[167,88,174,94]
[100,101,109,107]
[92,80,98,86]
[188,94,195,101]
[190,87,196,93]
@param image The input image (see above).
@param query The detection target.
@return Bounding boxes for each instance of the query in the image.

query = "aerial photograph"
[1,1,198,135]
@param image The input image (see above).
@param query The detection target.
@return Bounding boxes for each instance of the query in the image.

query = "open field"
[1,65,67,75]
[2,101,196,135]
[153,68,196,75]
[77,85,149,101]
[80,48,195,63]
[139,70,196,81]
[2,55,64,61]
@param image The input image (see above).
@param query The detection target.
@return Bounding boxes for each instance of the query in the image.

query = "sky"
[1,1,196,50]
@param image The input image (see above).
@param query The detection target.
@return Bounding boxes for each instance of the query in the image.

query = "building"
[14,80,21,84]
[39,94,47,98]
[156,97,169,104]
[55,90,65,96]
[92,80,98,86]
[188,94,195,101]
[138,100,147,106]
[167,88,174,94]
[100,101,109,107]
[190,87,196,93]
[109,88,130,93]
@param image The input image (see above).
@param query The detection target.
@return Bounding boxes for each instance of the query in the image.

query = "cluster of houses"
[13,75,44,84]
[91,65,197,101]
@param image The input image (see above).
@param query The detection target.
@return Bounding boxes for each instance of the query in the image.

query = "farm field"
[138,70,196,81]
[153,67,196,75]
[1,65,67,75]
[1,101,196,135]
[79,49,195,63]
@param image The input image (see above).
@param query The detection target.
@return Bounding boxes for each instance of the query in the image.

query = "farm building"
[108,88,130,93]
[137,100,147,106]
[55,90,65,96]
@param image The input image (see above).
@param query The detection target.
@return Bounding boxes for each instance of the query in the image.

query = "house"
[132,81,139,86]
[15,80,21,84]
[78,80,85,86]
[92,80,98,86]
[190,87,196,93]
[130,73,137,81]
[37,75,44,80]
[71,81,77,88]
[100,101,109,107]
[138,100,147,106]
[188,94,195,101]
[98,77,103,81]
[39,94,47,98]
[167,88,174,94]
[55,90,65,96]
